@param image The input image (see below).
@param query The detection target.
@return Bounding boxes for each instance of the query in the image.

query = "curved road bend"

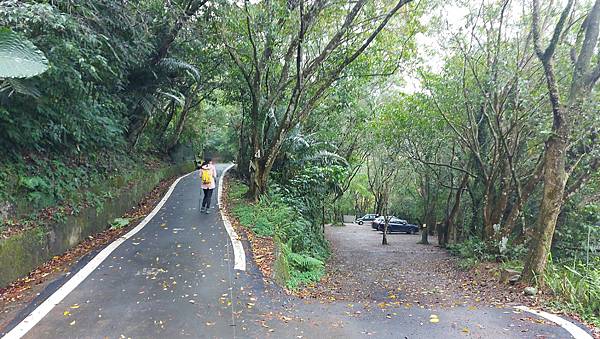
[1,164,588,338]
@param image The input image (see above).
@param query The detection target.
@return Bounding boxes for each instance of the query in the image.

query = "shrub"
[283,243,325,290]
[447,236,527,266]
[447,237,492,261]
[228,179,329,289]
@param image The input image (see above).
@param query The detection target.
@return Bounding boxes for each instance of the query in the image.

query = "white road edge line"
[2,170,196,339]
[515,305,592,339]
[217,164,246,271]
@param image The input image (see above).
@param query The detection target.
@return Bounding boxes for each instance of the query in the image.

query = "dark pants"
[202,188,214,208]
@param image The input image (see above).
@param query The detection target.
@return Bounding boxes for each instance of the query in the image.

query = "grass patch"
[544,259,600,327]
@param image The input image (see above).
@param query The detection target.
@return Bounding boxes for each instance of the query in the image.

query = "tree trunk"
[419,223,429,244]
[166,105,193,153]
[522,0,600,283]
[444,173,469,247]
[522,132,568,281]
[437,222,447,248]
[322,203,326,233]
[382,200,389,245]
[482,181,496,240]
[501,166,543,240]
[158,100,177,142]
[375,193,384,215]
[249,160,269,200]
[382,218,389,245]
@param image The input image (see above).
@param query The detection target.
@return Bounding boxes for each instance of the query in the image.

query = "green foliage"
[447,237,527,268]
[0,27,48,78]
[553,203,600,260]
[229,179,329,289]
[447,237,492,268]
[0,149,164,239]
[110,217,130,230]
[0,0,146,153]
[544,259,600,327]
[273,164,348,224]
[283,243,325,290]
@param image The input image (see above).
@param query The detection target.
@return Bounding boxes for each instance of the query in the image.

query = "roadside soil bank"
[0,173,181,330]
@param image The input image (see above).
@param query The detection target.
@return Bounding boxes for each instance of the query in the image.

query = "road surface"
[0,165,589,338]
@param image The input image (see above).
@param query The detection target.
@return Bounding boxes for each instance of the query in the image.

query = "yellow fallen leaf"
[70,304,80,309]
[430,318,440,323]
[63,311,70,316]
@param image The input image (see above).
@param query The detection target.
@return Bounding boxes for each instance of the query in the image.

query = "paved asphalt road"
[0,165,588,338]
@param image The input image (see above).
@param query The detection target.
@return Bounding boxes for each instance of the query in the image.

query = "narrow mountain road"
[0,165,590,339]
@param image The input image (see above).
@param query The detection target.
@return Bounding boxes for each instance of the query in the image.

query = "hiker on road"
[200,158,217,214]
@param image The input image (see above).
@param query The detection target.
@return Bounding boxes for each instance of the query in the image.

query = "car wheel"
[358,221,363,225]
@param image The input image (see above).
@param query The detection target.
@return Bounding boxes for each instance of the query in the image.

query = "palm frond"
[0,28,48,78]
[0,79,41,97]
[139,93,159,116]
[158,57,200,80]
[305,150,349,166]
[157,89,185,106]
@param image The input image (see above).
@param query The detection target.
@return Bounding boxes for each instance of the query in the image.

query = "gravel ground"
[307,223,531,309]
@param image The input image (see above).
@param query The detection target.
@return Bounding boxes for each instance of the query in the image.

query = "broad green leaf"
[0,27,49,78]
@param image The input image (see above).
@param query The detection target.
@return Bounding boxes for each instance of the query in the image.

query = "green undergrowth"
[227,179,328,290]
[447,237,527,270]
[544,258,600,327]
[447,237,600,327]
[0,151,166,234]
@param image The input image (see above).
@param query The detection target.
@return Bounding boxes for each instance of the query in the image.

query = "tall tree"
[522,0,600,282]
[220,0,417,199]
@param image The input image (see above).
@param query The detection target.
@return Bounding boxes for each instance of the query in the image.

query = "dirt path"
[308,224,533,309]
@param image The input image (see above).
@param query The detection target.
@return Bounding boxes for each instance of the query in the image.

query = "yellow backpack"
[201,168,212,185]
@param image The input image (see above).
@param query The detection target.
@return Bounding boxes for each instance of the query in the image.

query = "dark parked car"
[377,217,419,234]
[371,216,394,230]
[356,213,379,225]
